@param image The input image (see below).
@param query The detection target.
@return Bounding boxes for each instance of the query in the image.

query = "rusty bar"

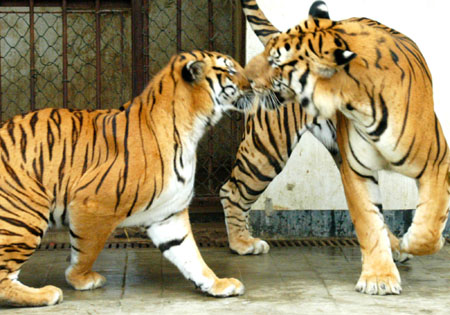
[29,0,36,111]
[142,0,149,84]
[95,0,101,109]
[120,6,125,102]
[176,0,182,52]
[62,0,68,108]
[207,0,214,193]
[0,0,132,9]
[231,1,237,163]
[239,1,246,65]
[0,28,2,123]
[208,0,214,51]
[131,0,145,97]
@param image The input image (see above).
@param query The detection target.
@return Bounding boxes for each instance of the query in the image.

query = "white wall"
[247,0,450,211]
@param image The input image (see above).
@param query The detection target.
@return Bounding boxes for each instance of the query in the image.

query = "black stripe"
[240,154,273,182]
[19,125,27,163]
[308,39,317,56]
[415,146,433,179]
[395,73,412,149]
[148,118,164,196]
[49,109,62,138]
[246,15,273,26]
[397,40,432,84]
[348,164,378,185]
[220,196,249,212]
[0,136,9,160]
[6,122,15,145]
[255,29,279,37]
[390,49,405,81]
[158,234,187,253]
[242,1,259,10]
[368,93,388,139]
[144,178,157,211]
[232,178,266,197]
[283,106,292,156]
[0,229,21,236]
[264,113,283,162]
[70,245,82,253]
[343,64,360,87]
[348,139,371,170]
[29,111,39,137]
[251,127,282,174]
[126,186,140,217]
[47,121,55,161]
[2,156,25,190]
[0,216,43,237]
[433,114,441,167]
[375,48,382,69]
[392,136,415,167]
[69,228,82,239]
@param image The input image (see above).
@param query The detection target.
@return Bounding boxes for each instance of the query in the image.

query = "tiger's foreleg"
[338,120,401,295]
[147,208,244,297]
[340,162,402,295]
[400,165,450,256]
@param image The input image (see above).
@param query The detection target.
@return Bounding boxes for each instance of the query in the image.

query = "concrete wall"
[247,0,450,211]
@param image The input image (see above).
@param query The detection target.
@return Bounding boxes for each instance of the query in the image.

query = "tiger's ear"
[334,49,357,66]
[309,1,330,20]
[310,49,357,78]
[182,60,206,83]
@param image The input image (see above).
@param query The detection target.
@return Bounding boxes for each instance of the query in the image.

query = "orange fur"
[0,50,255,306]
[240,0,449,295]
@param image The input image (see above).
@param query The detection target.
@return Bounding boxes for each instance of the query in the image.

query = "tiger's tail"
[241,0,280,45]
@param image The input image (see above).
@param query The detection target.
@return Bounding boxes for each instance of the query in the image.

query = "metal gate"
[0,0,246,213]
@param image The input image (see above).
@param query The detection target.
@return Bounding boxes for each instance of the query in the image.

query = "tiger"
[243,0,450,295]
[219,0,341,256]
[0,50,261,307]
[219,0,408,264]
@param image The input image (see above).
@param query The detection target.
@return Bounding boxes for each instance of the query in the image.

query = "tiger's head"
[173,51,261,125]
[245,1,357,118]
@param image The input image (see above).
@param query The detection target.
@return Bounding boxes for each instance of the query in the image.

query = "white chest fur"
[119,119,205,228]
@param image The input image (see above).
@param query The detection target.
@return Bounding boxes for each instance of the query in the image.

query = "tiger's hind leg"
[0,195,62,306]
[400,165,449,256]
[64,202,119,291]
[220,180,269,255]
[147,208,244,297]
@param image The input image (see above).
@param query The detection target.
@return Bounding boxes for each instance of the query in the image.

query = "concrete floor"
[1,244,449,314]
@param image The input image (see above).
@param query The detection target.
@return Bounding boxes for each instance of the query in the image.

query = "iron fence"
[0,0,246,211]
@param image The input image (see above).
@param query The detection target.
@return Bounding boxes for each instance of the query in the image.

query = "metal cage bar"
[0,0,246,212]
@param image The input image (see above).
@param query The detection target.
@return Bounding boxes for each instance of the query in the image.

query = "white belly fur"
[119,157,196,228]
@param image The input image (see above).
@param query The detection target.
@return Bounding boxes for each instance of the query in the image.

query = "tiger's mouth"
[233,90,255,112]
[252,80,295,110]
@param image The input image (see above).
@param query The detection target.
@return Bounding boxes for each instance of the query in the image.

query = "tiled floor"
[1,244,449,314]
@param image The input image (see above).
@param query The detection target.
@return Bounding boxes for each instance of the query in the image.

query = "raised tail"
[241,0,280,45]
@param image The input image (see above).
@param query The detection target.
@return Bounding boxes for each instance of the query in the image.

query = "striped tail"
[241,0,280,45]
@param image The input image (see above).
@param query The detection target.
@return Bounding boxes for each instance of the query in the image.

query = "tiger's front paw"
[206,278,245,297]
[66,269,106,291]
[355,268,401,295]
[229,237,269,255]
